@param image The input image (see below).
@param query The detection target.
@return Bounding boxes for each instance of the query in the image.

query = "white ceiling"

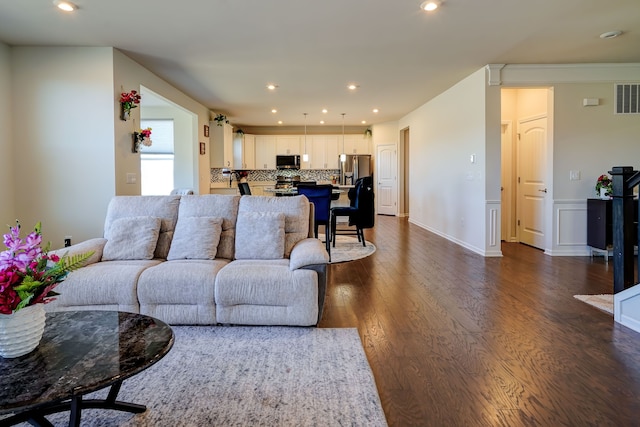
[1,0,639,127]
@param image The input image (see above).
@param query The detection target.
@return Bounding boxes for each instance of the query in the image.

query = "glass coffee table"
[0,310,174,427]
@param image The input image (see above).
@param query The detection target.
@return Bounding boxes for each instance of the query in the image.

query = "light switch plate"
[126,173,137,184]
[569,170,581,181]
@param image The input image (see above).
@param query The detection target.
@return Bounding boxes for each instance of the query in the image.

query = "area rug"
[574,294,614,315]
[319,234,376,264]
[44,327,388,427]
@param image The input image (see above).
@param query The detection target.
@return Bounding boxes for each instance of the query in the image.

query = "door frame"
[398,127,410,217]
[501,87,554,253]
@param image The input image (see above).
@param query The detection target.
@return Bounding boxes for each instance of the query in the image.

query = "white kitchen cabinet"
[276,136,301,155]
[233,133,255,169]
[255,136,277,169]
[307,135,340,169]
[209,123,233,168]
[343,134,371,155]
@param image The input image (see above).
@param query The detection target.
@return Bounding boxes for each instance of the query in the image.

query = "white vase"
[600,187,610,199]
[0,304,46,358]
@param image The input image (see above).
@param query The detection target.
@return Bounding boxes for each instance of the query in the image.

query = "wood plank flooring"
[319,215,640,427]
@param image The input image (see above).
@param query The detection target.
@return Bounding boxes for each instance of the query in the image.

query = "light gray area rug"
[43,327,387,427]
[574,294,614,315]
[320,234,376,264]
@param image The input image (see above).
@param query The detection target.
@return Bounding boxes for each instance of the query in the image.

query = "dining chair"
[296,184,333,258]
[330,176,375,247]
[238,182,252,195]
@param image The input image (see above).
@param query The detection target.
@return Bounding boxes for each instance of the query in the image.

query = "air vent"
[615,83,640,114]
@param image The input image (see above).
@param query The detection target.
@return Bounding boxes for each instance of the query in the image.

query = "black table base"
[0,380,145,427]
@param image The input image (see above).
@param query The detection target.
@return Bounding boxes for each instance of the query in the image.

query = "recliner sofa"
[47,194,329,326]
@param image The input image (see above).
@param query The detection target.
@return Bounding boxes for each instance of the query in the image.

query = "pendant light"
[340,113,347,162]
[302,113,309,162]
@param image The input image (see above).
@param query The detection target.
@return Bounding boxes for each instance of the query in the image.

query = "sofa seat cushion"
[48,260,162,310]
[137,259,230,325]
[215,260,318,326]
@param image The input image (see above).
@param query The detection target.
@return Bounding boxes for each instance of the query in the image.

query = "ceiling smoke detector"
[600,30,622,39]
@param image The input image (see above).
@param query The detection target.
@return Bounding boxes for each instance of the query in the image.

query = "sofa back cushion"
[174,195,240,260]
[104,196,181,259]
[236,195,310,258]
[235,211,285,259]
[102,216,161,260]
[167,216,223,260]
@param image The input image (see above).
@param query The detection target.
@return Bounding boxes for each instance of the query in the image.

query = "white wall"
[5,46,211,247]
[396,63,640,257]
[0,42,14,226]
[399,68,494,255]
[112,50,210,196]
[11,47,116,248]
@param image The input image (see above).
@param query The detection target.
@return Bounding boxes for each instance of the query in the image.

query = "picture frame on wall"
[199,142,206,155]
[204,125,209,137]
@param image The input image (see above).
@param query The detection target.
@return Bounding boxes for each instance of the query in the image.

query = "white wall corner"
[486,64,506,86]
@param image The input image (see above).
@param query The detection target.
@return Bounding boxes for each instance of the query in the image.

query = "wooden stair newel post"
[610,166,637,293]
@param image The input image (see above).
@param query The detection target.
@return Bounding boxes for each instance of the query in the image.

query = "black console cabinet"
[587,199,611,250]
[587,198,638,250]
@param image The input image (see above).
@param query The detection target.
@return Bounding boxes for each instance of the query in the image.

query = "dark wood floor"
[319,215,640,427]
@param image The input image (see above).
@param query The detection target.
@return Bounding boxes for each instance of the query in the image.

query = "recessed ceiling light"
[322,109,328,114]
[53,0,78,11]
[347,84,359,90]
[420,1,439,12]
[271,109,277,113]
[361,121,367,124]
[320,120,325,124]
[372,108,379,113]
[600,30,622,39]
[277,120,283,125]
[266,84,278,90]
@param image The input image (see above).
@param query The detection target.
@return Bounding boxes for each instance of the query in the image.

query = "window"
[140,119,174,195]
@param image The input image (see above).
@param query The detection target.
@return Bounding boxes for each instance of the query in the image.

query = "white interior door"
[376,144,397,216]
[517,115,547,249]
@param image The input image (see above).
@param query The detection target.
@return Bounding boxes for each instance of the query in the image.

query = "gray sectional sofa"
[47,194,329,326]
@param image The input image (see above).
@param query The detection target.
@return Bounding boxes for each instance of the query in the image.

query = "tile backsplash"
[210,168,340,183]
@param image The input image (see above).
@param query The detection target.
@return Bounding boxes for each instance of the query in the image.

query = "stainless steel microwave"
[276,155,300,170]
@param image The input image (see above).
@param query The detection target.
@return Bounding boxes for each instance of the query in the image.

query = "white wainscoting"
[546,199,591,256]
[485,200,502,257]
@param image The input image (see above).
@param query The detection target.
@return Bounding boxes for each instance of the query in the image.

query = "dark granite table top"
[0,311,174,415]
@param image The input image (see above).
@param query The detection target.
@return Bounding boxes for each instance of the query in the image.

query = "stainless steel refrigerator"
[339,154,371,185]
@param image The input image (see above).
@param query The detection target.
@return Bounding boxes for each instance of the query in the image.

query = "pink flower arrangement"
[119,90,141,111]
[595,174,612,196]
[135,127,153,147]
[0,222,92,315]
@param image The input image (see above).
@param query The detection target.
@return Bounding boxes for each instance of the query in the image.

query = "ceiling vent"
[614,83,640,114]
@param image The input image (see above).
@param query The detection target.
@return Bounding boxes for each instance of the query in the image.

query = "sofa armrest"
[289,238,329,270]
[50,238,107,266]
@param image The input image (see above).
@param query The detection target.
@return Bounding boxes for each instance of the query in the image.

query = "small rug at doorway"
[574,294,613,315]
[320,234,376,264]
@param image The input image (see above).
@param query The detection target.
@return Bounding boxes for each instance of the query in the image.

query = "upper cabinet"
[233,133,255,169]
[343,134,371,155]
[255,136,277,169]
[209,123,233,168]
[306,135,340,170]
[276,136,301,155]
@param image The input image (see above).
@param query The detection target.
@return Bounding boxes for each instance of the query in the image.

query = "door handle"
[538,188,547,193]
